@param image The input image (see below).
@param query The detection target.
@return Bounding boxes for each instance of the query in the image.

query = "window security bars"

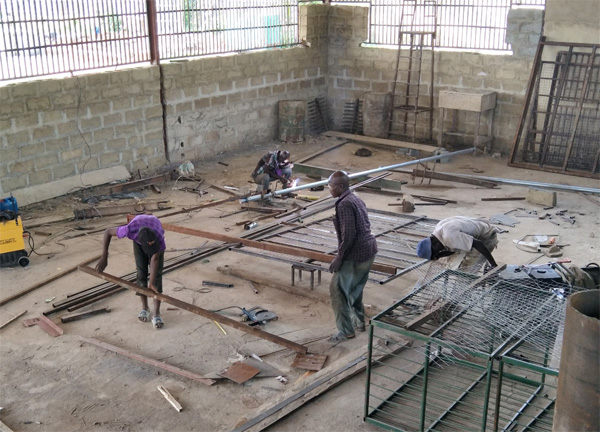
[348,0,546,51]
[0,0,300,81]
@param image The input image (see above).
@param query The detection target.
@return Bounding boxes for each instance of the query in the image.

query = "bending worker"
[251,150,293,197]
[416,216,498,272]
[96,214,166,329]
[327,171,378,343]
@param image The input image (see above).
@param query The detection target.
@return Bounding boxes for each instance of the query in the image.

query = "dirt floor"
[0,135,599,432]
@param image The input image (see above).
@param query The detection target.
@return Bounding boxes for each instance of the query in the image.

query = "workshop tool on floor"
[0,196,29,267]
[241,307,278,326]
[202,281,234,288]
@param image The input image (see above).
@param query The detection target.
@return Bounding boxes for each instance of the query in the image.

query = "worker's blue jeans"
[329,257,375,336]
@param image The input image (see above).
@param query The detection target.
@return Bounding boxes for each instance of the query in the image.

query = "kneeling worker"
[416,216,498,271]
[251,150,293,198]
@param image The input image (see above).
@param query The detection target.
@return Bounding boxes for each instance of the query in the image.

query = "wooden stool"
[291,264,322,290]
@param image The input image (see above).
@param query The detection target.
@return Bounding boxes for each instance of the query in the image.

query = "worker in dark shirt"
[327,171,378,342]
[251,150,293,199]
[96,214,166,329]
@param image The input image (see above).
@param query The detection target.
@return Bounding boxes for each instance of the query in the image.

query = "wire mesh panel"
[365,265,576,431]
[0,0,150,80]
[509,39,600,178]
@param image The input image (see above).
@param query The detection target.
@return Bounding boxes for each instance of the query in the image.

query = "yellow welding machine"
[0,216,29,267]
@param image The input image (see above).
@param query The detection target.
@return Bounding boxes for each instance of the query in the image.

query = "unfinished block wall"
[326,5,543,153]
[162,4,328,163]
[0,68,164,195]
[0,4,328,197]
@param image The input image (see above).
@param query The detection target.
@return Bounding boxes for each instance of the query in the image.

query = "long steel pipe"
[240,147,477,203]
[441,173,600,195]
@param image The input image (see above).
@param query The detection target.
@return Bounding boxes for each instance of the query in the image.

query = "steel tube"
[240,147,477,203]
[442,173,600,195]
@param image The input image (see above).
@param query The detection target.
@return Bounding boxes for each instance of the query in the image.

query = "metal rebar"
[241,147,476,203]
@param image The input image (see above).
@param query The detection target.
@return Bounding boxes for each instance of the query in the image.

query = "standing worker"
[416,216,498,272]
[96,214,166,329]
[251,150,293,200]
[327,171,378,342]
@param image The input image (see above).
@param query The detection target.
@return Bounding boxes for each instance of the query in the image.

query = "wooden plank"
[60,307,111,323]
[163,224,397,275]
[0,310,27,330]
[294,163,406,191]
[0,254,101,307]
[291,353,328,371]
[80,336,216,386]
[109,173,172,194]
[36,314,63,337]
[323,130,440,153]
[404,302,449,330]
[78,266,308,354]
[157,386,183,412]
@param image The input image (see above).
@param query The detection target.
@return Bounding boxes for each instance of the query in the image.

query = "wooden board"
[291,353,328,371]
[219,362,260,384]
[323,131,440,154]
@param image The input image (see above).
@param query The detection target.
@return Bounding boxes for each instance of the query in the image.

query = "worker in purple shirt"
[96,214,166,329]
[327,171,378,342]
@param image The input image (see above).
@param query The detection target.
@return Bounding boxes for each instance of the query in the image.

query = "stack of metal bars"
[364,263,580,431]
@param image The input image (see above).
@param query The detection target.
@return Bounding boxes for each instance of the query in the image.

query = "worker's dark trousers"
[133,242,164,293]
[329,257,375,336]
[253,167,292,193]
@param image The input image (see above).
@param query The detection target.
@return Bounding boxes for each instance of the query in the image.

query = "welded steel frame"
[509,38,600,178]
[238,209,438,284]
[364,268,563,432]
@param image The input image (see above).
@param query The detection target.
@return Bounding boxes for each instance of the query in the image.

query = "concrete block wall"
[0,67,164,195]
[162,5,328,163]
[326,5,543,153]
[0,4,328,196]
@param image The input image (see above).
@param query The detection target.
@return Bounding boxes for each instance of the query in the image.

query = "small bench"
[291,264,322,290]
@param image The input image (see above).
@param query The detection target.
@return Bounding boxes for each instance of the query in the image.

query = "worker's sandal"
[152,316,164,329]
[138,310,150,323]
[328,332,355,342]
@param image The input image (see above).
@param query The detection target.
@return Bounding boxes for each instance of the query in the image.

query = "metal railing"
[0,0,300,81]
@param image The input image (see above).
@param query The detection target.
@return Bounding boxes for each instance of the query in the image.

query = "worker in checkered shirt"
[327,171,378,343]
[96,214,166,329]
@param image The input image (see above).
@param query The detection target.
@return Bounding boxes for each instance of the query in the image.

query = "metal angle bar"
[78,266,307,354]
[240,148,476,203]
[501,384,544,432]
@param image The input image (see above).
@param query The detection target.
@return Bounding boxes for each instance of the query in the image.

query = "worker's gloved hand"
[329,257,342,273]
[96,256,108,273]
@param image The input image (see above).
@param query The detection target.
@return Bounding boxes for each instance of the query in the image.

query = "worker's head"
[138,227,160,256]
[278,150,290,163]
[416,237,432,260]
[327,171,349,198]
[417,235,452,261]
